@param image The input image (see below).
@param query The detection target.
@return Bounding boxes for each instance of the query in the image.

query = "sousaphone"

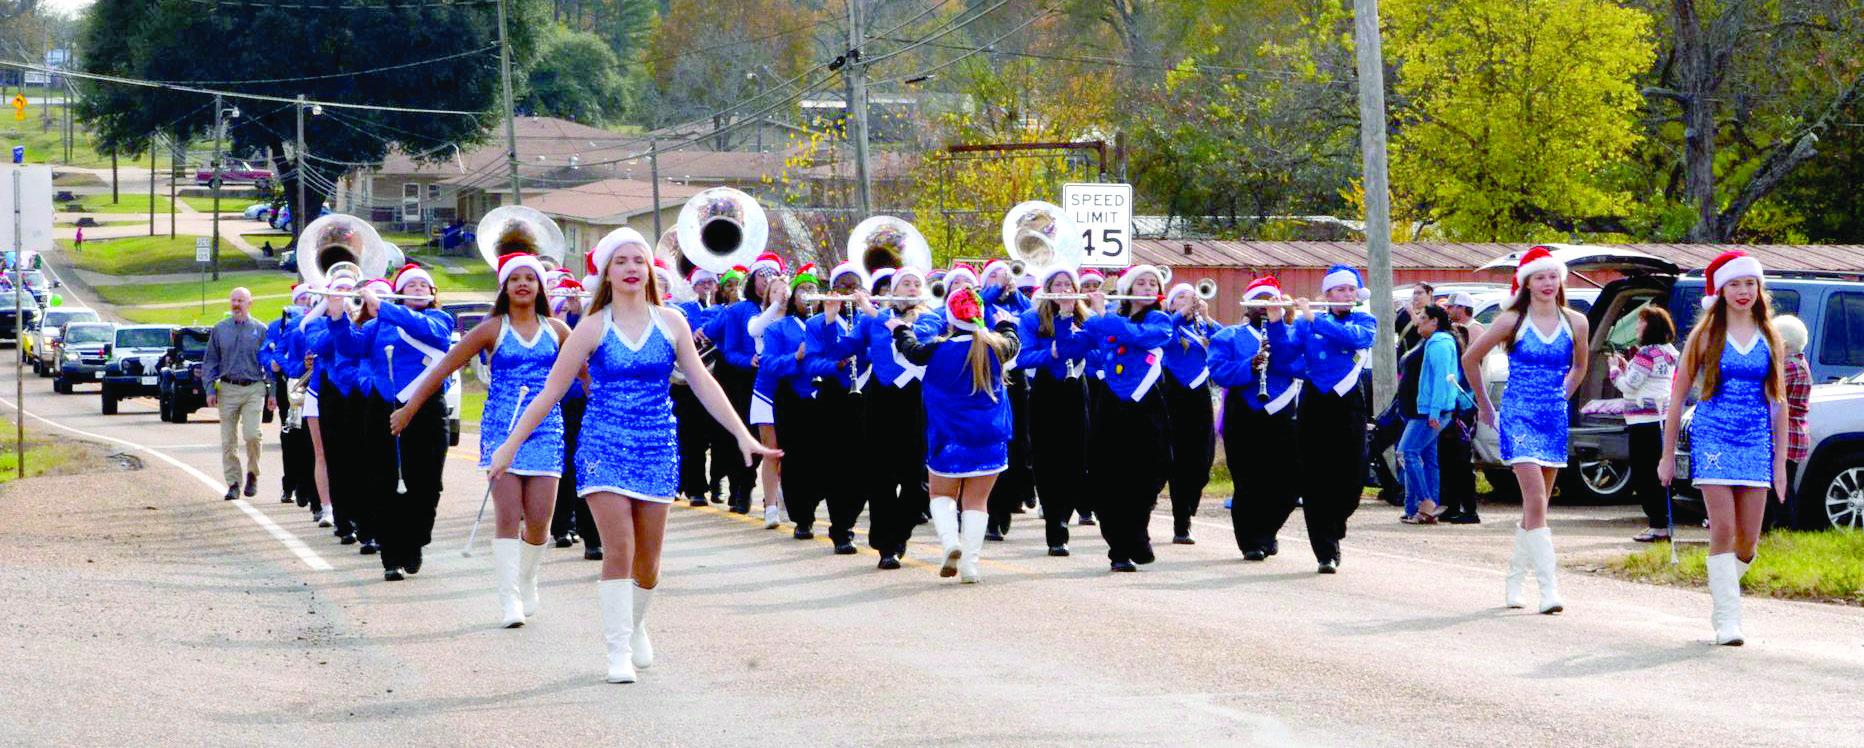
[1001,200,1084,276]
[675,187,767,274]
[847,215,931,279]
[476,205,568,269]
[300,213,390,287]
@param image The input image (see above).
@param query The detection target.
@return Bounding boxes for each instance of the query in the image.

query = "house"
[512,178,705,255]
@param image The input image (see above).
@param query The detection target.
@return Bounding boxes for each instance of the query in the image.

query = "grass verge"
[1,124,111,168]
[64,236,258,275]
[0,418,103,483]
[68,192,175,215]
[241,233,292,255]
[92,271,295,307]
[180,195,251,213]
[53,171,105,187]
[1610,530,1864,605]
[458,378,486,429]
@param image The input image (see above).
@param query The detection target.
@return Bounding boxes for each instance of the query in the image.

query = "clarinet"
[1255,320,1271,403]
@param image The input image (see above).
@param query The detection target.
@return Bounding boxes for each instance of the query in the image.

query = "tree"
[644,0,821,143]
[1640,0,1864,241]
[1383,0,1654,242]
[526,25,635,125]
[75,0,545,249]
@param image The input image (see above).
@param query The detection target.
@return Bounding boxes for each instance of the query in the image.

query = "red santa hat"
[1165,282,1196,308]
[749,251,786,277]
[827,261,866,289]
[359,277,392,295]
[1510,245,1567,296]
[1243,275,1282,301]
[1038,263,1078,292]
[980,258,1012,285]
[588,227,651,292]
[290,282,318,305]
[496,252,547,289]
[943,263,980,293]
[549,275,584,314]
[688,266,718,286]
[868,267,896,292]
[1078,267,1107,287]
[1117,264,1166,296]
[1701,250,1764,310]
[392,263,434,293]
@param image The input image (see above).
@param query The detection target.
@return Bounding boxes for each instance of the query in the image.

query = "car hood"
[1809,382,1864,405]
[1477,245,1680,276]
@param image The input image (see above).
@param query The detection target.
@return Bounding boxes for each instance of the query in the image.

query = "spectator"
[1770,315,1811,531]
[203,287,274,501]
[1438,295,1483,524]
[1609,305,1679,542]
[74,226,83,253]
[1398,303,1459,523]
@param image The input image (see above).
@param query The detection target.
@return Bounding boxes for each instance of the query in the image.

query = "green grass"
[180,195,250,213]
[117,296,288,327]
[458,378,486,428]
[241,233,292,255]
[1611,530,1864,605]
[53,171,105,187]
[380,231,434,248]
[67,192,176,215]
[91,271,295,307]
[0,418,95,483]
[423,262,497,292]
[64,236,258,275]
[1,124,112,168]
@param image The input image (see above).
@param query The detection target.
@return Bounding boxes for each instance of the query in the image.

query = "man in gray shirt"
[203,287,274,500]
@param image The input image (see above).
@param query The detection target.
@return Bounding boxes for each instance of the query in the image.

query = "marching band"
[255,191,1785,683]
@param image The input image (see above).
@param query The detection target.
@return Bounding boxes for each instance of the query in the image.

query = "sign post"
[196,237,212,311]
[1062,182,1134,269]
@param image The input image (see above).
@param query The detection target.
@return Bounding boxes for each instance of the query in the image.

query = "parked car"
[100,325,178,415]
[196,159,274,190]
[1470,245,1864,502]
[26,306,101,375]
[156,327,213,423]
[1675,371,1864,529]
[3,270,55,307]
[242,202,277,222]
[55,321,114,394]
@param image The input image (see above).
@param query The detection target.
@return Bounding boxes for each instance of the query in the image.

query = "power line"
[870,10,1049,88]
[873,35,1346,85]
[154,45,497,85]
[0,60,484,115]
[640,15,845,66]
[863,0,1015,67]
[186,0,498,10]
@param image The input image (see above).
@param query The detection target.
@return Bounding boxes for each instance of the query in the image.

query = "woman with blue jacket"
[302,275,369,548]
[1084,265,1175,573]
[801,262,869,555]
[1161,282,1223,545]
[749,264,821,533]
[1017,265,1093,556]
[1397,303,1462,524]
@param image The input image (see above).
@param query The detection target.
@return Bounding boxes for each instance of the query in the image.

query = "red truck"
[195,159,274,190]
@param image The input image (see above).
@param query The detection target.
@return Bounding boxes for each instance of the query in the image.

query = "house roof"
[1134,241,1864,273]
[518,179,705,225]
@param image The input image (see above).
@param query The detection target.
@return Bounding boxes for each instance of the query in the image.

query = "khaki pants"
[217,380,265,487]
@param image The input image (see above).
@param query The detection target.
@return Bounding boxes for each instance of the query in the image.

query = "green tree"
[526,25,634,125]
[1385,0,1655,241]
[75,0,545,247]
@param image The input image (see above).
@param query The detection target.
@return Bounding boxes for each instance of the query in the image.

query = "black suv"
[101,325,179,415]
[157,327,213,423]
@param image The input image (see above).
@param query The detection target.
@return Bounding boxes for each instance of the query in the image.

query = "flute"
[1239,299,1359,309]
[1033,292,1161,302]
[799,293,930,304]
[311,289,436,303]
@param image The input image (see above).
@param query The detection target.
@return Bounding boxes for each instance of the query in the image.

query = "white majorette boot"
[929,496,961,578]
[1707,553,1746,646]
[631,582,655,669]
[598,579,637,683]
[519,540,546,618]
[958,510,988,584]
[1525,527,1564,614]
[1505,525,1529,609]
[492,538,527,628]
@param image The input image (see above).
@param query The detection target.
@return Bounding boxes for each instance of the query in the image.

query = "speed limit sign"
[1062,183,1133,269]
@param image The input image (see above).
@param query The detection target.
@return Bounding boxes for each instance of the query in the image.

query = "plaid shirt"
[1785,353,1811,462]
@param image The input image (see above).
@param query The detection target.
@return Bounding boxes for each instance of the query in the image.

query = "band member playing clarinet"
[1161,281,1222,545]
[1461,246,1588,613]
[491,228,775,684]
[1209,276,1306,560]
[1295,265,1377,574]
[1017,265,1092,557]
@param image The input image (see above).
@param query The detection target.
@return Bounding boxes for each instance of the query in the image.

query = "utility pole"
[496,0,521,206]
[649,135,662,239]
[211,94,225,281]
[846,0,873,215]
[11,167,23,479]
[168,132,177,239]
[148,133,156,236]
[1353,0,1397,410]
[295,95,307,246]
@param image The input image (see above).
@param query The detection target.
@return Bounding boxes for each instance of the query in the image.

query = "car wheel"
[101,387,118,415]
[1560,457,1633,504]
[1806,454,1864,531]
[54,377,70,395]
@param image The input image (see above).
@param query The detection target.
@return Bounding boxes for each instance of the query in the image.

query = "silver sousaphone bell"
[300,213,391,288]
[847,215,932,280]
[1001,200,1085,279]
[675,187,767,274]
[477,205,568,269]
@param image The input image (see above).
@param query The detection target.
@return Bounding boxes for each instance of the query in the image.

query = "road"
[1,278,1859,746]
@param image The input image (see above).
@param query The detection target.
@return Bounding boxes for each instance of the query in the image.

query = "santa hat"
[1165,282,1196,308]
[1243,275,1282,301]
[549,276,584,314]
[1321,264,1373,301]
[891,266,926,293]
[789,262,820,290]
[980,259,1012,285]
[1117,264,1166,296]
[749,251,786,277]
[943,263,980,292]
[390,263,434,294]
[1510,246,1567,296]
[589,227,651,291]
[1038,264,1078,292]
[1701,250,1764,310]
[1017,273,1038,292]
[652,257,682,296]
[868,267,896,293]
[1078,267,1107,287]
[688,267,718,286]
[290,283,318,306]
[496,253,546,289]
[827,261,865,289]
[359,277,392,295]
[944,287,985,332]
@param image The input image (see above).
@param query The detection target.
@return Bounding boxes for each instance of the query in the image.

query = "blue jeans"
[1399,417,1442,515]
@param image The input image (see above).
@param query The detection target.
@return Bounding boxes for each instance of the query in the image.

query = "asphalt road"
[2,281,1860,746]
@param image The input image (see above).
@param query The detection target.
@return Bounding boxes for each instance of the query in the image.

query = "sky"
[44,0,94,16]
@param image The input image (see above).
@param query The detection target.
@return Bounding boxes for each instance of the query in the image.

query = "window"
[429,184,441,201]
[1672,284,1799,340]
[1819,292,1864,368]
[117,328,171,349]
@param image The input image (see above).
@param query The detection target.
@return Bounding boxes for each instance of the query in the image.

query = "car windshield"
[179,333,210,355]
[46,310,98,329]
[67,325,111,344]
[116,328,171,348]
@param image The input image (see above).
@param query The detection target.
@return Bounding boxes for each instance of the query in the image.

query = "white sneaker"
[315,511,332,528]
[764,505,781,529]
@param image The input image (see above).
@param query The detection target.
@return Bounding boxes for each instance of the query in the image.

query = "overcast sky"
[45,0,94,16]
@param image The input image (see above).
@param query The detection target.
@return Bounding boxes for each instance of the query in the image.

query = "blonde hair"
[588,243,661,314]
[1682,288,1784,403]
[955,323,1016,400]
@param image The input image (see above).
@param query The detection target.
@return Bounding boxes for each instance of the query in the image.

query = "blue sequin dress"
[1499,315,1573,468]
[1688,335,1775,487]
[479,318,564,477]
[576,308,680,502]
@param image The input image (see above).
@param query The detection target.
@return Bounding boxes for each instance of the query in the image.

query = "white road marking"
[0,394,332,571]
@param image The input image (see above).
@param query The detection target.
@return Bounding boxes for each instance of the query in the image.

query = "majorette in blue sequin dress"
[576,308,680,502]
[1688,335,1776,487]
[479,318,564,477]
[1499,315,1573,468]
